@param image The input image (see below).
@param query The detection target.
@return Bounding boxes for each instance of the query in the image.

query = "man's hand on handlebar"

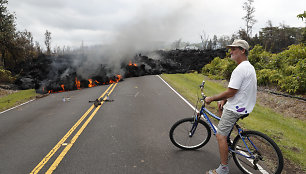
[205,97,227,106]
[204,97,213,105]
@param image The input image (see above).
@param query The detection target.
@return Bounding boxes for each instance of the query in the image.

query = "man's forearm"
[206,88,237,103]
[210,92,231,101]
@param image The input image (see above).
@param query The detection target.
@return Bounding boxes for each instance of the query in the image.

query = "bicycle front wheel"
[232,131,284,174]
[169,118,211,150]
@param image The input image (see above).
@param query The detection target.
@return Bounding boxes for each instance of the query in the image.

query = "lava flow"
[17,49,226,94]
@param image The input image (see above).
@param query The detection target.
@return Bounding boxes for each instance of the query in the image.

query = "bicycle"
[169,80,284,174]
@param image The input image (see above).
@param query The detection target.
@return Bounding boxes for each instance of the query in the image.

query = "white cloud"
[7,0,306,49]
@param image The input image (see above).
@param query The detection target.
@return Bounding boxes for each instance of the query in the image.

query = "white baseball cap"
[226,39,249,50]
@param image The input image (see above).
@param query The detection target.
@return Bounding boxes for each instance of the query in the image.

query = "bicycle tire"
[169,117,211,150]
[232,131,284,174]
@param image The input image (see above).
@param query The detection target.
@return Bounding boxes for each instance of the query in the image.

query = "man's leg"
[209,109,240,174]
[216,133,228,165]
[216,109,241,165]
[207,134,229,174]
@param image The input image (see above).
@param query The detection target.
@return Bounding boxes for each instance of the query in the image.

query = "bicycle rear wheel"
[169,118,211,150]
[232,131,284,174]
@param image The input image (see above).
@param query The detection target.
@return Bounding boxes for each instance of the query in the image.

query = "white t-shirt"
[224,61,257,114]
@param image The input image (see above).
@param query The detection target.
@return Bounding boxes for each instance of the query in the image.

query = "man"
[205,40,257,174]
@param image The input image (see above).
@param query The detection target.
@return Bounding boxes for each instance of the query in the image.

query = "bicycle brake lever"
[199,80,205,89]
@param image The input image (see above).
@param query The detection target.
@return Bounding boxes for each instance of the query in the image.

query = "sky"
[7,0,306,50]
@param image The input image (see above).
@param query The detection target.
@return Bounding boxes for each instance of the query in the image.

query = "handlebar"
[199,80,205,89]
[199,80,206,102]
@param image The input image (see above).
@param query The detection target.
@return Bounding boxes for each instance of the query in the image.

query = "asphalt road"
[0,75,242,174]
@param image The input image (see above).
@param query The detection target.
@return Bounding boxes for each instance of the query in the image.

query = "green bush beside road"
[202,44,306,94]
[0,67,16,83]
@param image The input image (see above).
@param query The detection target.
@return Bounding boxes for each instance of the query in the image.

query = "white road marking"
[0,99,35,115]
[157,75,198,112]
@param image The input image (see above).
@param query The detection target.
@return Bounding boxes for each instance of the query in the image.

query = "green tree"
[242,0,257,38]
[259,22,303,53]
[0,0,40,74]
[13,30,37,63]
[44,30,51,55]
[218,35,232,48]
[212,35,218,49]
[0,0,16,67]
[297,11,306,21]
[297,11,306,43]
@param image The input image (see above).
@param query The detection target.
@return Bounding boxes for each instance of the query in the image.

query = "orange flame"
[116,75,122,82]
[88,79,100,87]
[128,60,137,67]
[60,84,65,91]
[47,76,120,93]
[75,77,81,89]
[88,79,93,87]
[48,84,65,93]
[108,75,122,84]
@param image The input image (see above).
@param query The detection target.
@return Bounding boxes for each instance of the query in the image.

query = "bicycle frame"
[195,103,257,160]
[168,81,283,173]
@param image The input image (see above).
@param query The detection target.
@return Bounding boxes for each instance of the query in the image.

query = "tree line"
[1,0,39,81]
[199,21,305,53]
[200,0,305,53]
[0,0,69,83]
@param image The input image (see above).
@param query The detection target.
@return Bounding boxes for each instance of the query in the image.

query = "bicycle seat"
[240,114,249,120]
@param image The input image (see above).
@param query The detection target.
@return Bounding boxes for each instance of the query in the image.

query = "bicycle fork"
[189,114,202,137]
[189,119,199,137]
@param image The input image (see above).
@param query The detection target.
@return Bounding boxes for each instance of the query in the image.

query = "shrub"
[202,43,306,94]
[0,67,16,83]
[202,57,236,80]
[257,69,281,86]
[277,44,306,66]
[248,45,272,69]
[278,76,300,94]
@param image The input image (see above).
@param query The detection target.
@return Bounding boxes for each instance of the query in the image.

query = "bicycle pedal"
[253,165,259,170]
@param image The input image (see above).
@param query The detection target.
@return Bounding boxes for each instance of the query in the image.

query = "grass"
[161,73,306,171]
[0,89,39,111]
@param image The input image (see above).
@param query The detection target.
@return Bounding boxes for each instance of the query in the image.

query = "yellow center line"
[46,83,118,173]
[30,83,115,174]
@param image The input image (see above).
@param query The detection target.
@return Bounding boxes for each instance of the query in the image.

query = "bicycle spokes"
[232,131,283,174]
[169,118,211,150]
